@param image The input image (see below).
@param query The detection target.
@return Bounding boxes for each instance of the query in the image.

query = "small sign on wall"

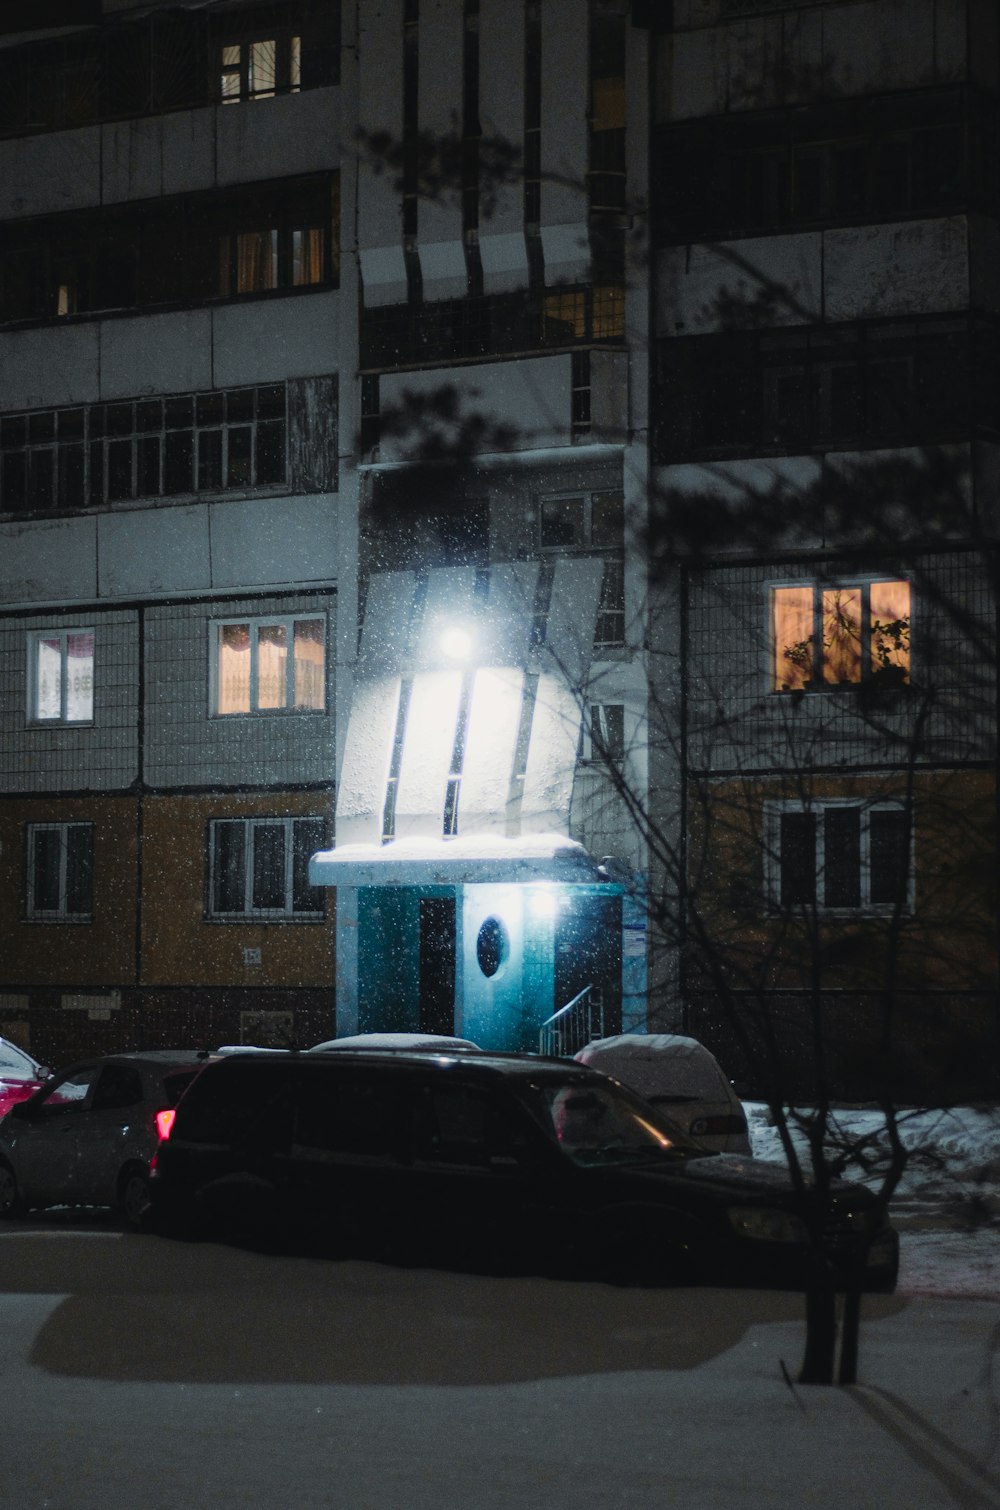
[62,992,121,1019]
[242,947,262,967]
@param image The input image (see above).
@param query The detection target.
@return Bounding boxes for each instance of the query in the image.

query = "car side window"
[34,1065,100,1114]
[410,1087,525,1169]
[292,1074,397,1160]
[90,1065,145,1112]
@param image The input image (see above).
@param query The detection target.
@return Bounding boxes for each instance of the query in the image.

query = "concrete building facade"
[0,0,996,1096]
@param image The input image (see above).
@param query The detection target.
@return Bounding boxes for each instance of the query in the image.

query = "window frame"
[579,701,626,765]
[769,578,912,694]
[206,815,327,921]
[210,612,327,718]
[25,821,94,922]
[26,627,95,725]
[219,30,302,105]
[0,384,288,518]
[764,799,913,916]
[537,489,624,554]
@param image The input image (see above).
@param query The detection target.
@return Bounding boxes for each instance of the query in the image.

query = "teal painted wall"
[357,887,422,1032]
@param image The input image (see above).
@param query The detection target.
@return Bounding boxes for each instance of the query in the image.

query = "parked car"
[574,1034,752,1156]
[147,1048,898,1291]
[309,1033,482,1053]
[0,1051,208,1227]
[0,1037,50,1121]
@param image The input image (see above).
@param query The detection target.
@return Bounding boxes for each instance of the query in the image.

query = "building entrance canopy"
[309,832,620,890]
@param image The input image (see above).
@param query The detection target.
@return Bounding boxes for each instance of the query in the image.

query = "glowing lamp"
[529,886,559,920]
[439,625,474,661]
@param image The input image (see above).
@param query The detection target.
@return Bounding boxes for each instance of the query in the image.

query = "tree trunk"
[799,1270,838,1384]
[837,1280,862,1385]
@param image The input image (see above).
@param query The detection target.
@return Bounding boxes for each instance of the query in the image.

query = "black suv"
[148,1049,898,1291]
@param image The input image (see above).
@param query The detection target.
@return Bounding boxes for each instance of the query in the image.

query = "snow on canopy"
[309,831,617,887]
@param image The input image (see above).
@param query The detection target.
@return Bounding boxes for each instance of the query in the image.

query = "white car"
[573,1034,751,1155]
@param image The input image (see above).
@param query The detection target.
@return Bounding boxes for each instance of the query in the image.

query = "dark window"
[91,1065,144,1112]
[656,319,978,462]
[0,384,289,517]
[869,807,910,906]
[823,807,861,908]
[582,702,625,764]
[654,86,978,244]
[208,816,325,919]
[778,811,816,907]
[772,804,911,912]
[411,1086,522,1167]
[27,822,94,921]
[293,1075,397,1158]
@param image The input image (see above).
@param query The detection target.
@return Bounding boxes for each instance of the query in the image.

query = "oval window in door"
[476,916,508,978]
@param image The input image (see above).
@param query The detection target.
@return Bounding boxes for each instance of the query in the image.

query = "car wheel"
[118,1165,150,1230]
[601,1222,681,1288]
[0,1159,26,1219]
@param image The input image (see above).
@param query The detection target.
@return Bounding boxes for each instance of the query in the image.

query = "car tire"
[194,1173,282,1247]
[600,1219,682,1288]
[117,1164,150,1230]
[0,1159,26,1219]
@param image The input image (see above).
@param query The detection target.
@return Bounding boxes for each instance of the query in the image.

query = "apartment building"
[0,0,995,1096]
[650,0,999,1099]
[0,0,651,1064]
[0,1,342,1060]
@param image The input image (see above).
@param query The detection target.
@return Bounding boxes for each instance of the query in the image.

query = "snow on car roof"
[309,1033,482,1053]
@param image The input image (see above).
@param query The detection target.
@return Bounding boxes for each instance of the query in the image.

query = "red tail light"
[155,1108,176,1141]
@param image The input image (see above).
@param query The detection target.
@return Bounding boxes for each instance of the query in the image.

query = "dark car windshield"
[529,1080,703,1166]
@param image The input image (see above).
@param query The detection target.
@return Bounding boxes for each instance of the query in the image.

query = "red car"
[0,1038,49,1120]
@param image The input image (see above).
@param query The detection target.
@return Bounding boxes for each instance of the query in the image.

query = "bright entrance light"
[529,886,559,920]
[440,625,474,661]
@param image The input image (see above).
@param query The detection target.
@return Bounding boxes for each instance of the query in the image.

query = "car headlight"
[728,1206,808,1244]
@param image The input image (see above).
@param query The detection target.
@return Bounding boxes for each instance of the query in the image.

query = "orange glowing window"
[215,616,325,715]
[772,581,910,692]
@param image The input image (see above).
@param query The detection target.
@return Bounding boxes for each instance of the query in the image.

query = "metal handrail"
[539,984,604,1057]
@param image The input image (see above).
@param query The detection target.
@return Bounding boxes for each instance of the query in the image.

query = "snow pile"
[746,1101,1000,1299]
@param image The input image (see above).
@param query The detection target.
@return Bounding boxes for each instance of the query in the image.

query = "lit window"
[208,817,325,918]
[767,802,911,913]
[292,227,325,285]
[772,580,910,692]
[219,226,328,294]
[26,822,94,921]
[28,629,94,723]
[214,615,325,715]
[233,230,278,292]
[219,35,301,103]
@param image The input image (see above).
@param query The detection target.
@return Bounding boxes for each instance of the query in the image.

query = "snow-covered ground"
[1,1110,999,1509]
[746,1101,1000,1300]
